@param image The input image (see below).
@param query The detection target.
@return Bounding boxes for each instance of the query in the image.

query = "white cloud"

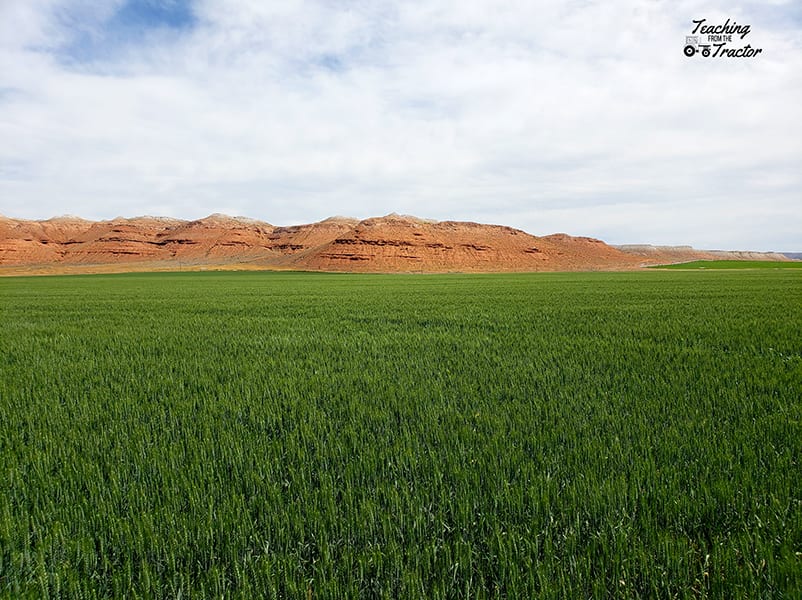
[0,0,800,250]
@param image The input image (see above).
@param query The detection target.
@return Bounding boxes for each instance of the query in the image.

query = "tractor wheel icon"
[701,47,711,57]
[684,45,696,57]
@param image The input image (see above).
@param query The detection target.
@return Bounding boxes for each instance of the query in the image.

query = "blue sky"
[59,0,196,64]
[1,0,800,251]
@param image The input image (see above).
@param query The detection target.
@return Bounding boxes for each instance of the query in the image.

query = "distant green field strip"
[1,271,800,598]
[651,259,802,269]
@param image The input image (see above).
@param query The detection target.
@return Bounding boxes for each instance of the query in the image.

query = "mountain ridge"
[0,213,791,275]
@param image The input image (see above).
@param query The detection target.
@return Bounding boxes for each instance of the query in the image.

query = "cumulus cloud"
[0,0,800,250]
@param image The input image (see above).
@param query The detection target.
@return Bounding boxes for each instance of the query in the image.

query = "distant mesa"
[0,213,791,275]
[614,244,790,263]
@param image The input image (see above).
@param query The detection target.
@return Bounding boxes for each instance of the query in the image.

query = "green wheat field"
[1,270,800,598]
